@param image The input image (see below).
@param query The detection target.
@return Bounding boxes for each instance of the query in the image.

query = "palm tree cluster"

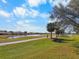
[47,22,64,39]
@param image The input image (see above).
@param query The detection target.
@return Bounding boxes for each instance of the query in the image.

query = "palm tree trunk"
[50,32,52,39]
[56,34,58,38]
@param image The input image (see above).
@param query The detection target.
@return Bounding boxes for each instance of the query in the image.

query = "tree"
[24,31,27,35]
[47,21,62,39]
[69,0,79,15]
[50,1,79,34]
[9,31,14,35]
[47,23,55,39]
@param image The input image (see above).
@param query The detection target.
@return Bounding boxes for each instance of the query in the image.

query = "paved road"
[8,34,42,39]
[0,37,46,46]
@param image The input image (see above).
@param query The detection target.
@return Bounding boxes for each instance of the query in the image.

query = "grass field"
[0,35,43,43]
[0,35,79,59]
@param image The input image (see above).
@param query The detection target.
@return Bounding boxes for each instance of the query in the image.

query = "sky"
[0,0,70,33]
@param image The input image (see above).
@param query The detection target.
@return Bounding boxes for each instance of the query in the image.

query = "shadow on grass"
[51,38,74,43]
[73,42,79,55]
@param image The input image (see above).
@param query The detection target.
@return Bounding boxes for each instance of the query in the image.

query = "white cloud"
[40,13,50,18]
[15,20,46,32]
[28,9,39,18]
[13,7,39,18]
[1,0,7,3]
[25,9,49,18]
[12,4,50,18]
[13,7,26,17]
[53,0,71,7]
[13,6,39,18]
[17,20,30,25]
[0,1,49,32]
[28,0,47,7]
[0,9,10,18]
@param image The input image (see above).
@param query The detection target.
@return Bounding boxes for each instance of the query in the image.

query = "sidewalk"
[0,37,46,46]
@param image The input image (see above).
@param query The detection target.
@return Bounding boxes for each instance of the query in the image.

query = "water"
[8,34,41,39]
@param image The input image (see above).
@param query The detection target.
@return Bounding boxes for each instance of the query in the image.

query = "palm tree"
[47,23,55,39]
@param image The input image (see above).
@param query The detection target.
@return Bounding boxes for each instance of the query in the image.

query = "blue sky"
[0,0,70,32]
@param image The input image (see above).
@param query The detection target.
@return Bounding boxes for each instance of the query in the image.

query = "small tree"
[47,23,55,39]
[24,31,27,35]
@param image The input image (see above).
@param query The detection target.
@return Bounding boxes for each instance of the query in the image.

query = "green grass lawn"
[0,35,79,59]
[0,35,43,43]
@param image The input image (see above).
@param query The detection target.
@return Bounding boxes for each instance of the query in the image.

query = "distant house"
[0,30,27,35]
[0,30,8,35]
